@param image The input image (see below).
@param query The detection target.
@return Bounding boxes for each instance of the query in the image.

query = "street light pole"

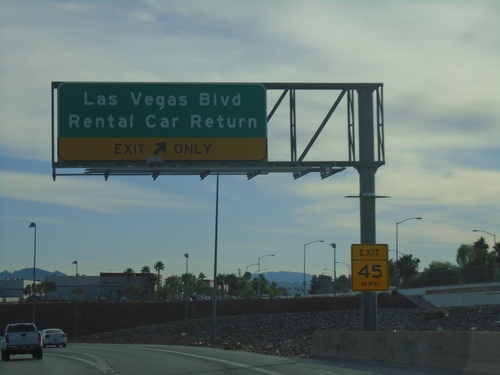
[245,263,257,299]
[472,229,496,248]
[245,263,258,273]
[211,173,219,347]
[184,253,189,320]
[329,243,337,310]
[72,260,78,337]
[29,222,37,324]
[303,240,324,297]
[395,217,422,292]
[324,261,351,295]
[336,262,351,282]
[257,254,274,298]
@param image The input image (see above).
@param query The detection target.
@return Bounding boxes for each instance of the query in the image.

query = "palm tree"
[398,254,420,288]
[224,273,239,297]
[153,261,165,300]
[196,272,211,295]
[140,265,154,300]
[165,275,182,300]
[123,268,135,285]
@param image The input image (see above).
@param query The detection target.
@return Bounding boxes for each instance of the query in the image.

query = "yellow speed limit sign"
[351,244,389,291]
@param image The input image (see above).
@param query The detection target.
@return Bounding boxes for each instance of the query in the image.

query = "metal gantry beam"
[76,162,351,181]
[52,82,384,180]
[289,88,297,163]
[348,89,356,162]
[376,86,385,162]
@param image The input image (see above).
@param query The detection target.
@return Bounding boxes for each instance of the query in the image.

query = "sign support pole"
[211,173,219,346]
[356,88,378,331]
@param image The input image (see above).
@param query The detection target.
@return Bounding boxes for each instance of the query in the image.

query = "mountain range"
[0,268,67,281]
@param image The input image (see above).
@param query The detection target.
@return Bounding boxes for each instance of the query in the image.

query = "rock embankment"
[78,305,500,357]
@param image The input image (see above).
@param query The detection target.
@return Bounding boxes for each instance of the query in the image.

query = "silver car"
[41,328,67,348]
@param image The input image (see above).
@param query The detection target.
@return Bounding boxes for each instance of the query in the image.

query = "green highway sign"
[57,82,267,162]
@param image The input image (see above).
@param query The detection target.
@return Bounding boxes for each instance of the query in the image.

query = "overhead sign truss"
[51,82,384,180]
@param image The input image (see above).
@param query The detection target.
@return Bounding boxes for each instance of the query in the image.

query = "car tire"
[1,350,10,361]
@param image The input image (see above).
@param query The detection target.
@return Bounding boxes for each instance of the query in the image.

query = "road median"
[310,331,499,374]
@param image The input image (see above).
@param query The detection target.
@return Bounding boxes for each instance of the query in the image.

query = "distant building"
[0,279,39,302]
[0,273,157,302]
[1,272,218,302]
[42,273,156,301]
[45,275,100,301]
[99,272,156,301]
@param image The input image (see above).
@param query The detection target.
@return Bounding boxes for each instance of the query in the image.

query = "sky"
[1,0,499,282]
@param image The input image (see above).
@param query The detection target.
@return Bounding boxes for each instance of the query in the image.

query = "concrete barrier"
[401,283,500,307]
[310,331,500,374]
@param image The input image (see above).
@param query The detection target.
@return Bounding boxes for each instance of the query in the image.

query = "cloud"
[1,1,499,276]
[0,170,200,213]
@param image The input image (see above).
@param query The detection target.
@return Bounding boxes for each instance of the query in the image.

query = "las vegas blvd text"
[66,91,258,130]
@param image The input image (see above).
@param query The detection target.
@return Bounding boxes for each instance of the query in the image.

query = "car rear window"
[8,324,36,332]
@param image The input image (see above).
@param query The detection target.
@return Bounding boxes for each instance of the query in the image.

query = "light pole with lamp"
[245,263,258,273]
[72,260,78,337]
[329,243,337,310]
[473,230,498,268]
[323,268,334,293]
[245,263,257,299]
[336,262,351,279]
[183,253,189,320]
[303,240,324,297]
[325,263,350,290]
[323,262,351,286]
[257,254,274,298]
[331,261,351,287]
[29,222,37,323]
[396,217,422,291]
[472,229,496,248]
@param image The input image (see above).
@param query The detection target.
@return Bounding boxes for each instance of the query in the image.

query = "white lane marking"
[133,346,287,375]
[45,351,115,373]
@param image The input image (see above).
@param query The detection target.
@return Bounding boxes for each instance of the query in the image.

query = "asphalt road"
[0,344,451,375]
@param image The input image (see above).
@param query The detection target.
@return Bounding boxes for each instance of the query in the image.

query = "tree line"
[121,262,289,301]
[18,261,287,301]
[18,236,498,300]
[308,236,500,293]
[405,236,499,288]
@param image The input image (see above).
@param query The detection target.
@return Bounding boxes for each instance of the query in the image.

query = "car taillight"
[38,332,42,342]
[5,334,9,343]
